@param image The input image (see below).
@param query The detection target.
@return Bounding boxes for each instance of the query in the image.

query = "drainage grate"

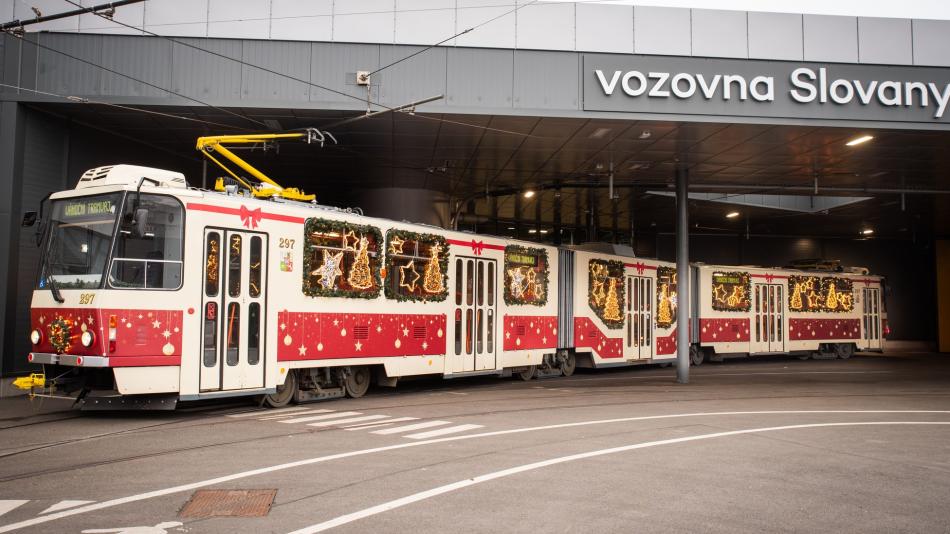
[179,489,277,518]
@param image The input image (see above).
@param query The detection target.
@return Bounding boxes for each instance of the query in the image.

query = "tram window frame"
[227,234,242,298]
[225,301,240,366]
[247,302,261,365]
[107,193,185,291]
[249,236,262,298]
[205,232,221,297]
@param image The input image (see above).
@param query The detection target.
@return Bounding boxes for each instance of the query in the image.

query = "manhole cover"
[179,489,277,518]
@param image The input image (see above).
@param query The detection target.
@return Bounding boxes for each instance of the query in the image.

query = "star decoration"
[355,341,363,351]
[152,319,161,329]
[298,344,307,356]
[341,230,359,251]
[312,249,344,290]
[508,267,527,298]
[712,284,728,303]
[87,316,95,325]
[388,235,406,255]
[333,318,339,326]
[422,341,428,350]
[162,330,172,339]
[376,325,383,333]
[402,327,410,337]
[806,291,820,309]
[280,323,286,331]
[399,261,421,292]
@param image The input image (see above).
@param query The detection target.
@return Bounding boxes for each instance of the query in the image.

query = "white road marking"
[260,409,334,420]
[81,520,182,533]
[286,421,950,533]
[405,424,484,439]
[3,410,948,533]
[226,407,307,418]
[370,421,452,435]
[40,500,94,514]
[307,415,390,428]
[0,502,26,519]
[565,370,894,382]
[279,412,362,424]
[344,417,419,430]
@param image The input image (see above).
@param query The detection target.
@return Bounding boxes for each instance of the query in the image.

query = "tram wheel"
[344,366,371,398]
[834,343,854,360]
[689,345,704,366]
[516,365,537,381]
[264,370,297,408]
[560,353,576,377]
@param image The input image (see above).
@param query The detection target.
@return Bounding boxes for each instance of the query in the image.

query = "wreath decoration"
[384,229,449,303]
[48,317,72,354]
[710,271,752,312]
[302,217,382,299]
[588,258,626,329]
[503,245,550,307]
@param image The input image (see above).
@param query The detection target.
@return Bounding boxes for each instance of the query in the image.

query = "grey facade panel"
[858,17,913,65]
[575,3,633,54]
[748,12,803,61]
[171,38,243,100]
[513,51,579,110]
[633,6,691,56]
[377,45,447,108]
[445,47,513,108]
[36,33,103,95]
[912,19,950,67]
[803,15,859,63]
[310,43,380,105]
[241,40,311,102]
[100,35,172,98]
[691,9,748,59]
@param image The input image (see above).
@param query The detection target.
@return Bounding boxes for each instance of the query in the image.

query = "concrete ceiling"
[37,102,950,242]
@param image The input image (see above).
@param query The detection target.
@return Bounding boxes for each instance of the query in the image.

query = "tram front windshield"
[40,193,121,290]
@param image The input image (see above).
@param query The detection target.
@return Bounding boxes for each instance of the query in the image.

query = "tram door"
[200,229,267,391]
[752,283,784,353]
[625,276,653,359]
[454,257,497,372]
[862,287,882,350]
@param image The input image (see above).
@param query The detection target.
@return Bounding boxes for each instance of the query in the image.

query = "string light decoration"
[503,245,549,306]
[384,229,448,302]
[48,317,72,354]
[302,218,382,299]
[788,275,854,313]
[347,235,374,290]
[205,236,219,295]
[422,244,445,294]
[656,266,678,329]
[588,259,625,329]
[711,271,751,312]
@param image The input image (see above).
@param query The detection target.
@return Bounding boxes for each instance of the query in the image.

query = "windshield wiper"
[47,274,65,303]
[44,228,66,303]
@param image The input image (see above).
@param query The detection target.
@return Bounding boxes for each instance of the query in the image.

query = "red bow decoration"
[470,240,484,256]
[764,274,775,283]
[632,262,646,275]
[240,205,262,229]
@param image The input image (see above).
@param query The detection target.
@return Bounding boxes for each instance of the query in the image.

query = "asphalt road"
[0,353,948,534]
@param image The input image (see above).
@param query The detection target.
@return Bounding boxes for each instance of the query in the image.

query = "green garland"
[656,266,678,329]
[48,317,72,353]
[710,271,752,312]
[588,258,626,329]
[384,229,449,303]
[302,218,382,299]
[788,275,855,313]
[503,245,550,307]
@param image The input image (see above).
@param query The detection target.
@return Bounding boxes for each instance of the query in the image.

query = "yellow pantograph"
[196,128,333,202]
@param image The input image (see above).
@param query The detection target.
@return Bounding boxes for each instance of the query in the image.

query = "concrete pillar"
[675,165,690,384]
[0,102,24,378]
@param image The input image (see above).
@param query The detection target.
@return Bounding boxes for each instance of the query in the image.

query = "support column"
[675,165,690,384]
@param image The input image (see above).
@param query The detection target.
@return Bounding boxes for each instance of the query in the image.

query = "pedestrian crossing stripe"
[0,500,97,518]
[228,408,484,439]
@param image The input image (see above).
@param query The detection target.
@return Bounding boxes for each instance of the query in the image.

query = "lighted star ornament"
[508,267,527,298]
[312,249,344,289]
[399,261,421,292]
[388,235,406,255]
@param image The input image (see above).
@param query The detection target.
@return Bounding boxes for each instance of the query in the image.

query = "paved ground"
[0,353,948,534]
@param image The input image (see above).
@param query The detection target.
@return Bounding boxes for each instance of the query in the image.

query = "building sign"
[583,54,950,125]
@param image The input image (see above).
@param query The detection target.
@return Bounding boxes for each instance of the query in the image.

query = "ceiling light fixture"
[846,135,874,146]
[523,190,536,199]
[861,228,874,235]
[507,226,516,230]
[589,127,612,139]
[539,229,548,234]
[528,229,538,234]
[726,211,740,219]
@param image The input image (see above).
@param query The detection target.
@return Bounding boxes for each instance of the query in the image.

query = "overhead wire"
[62,0,536,138]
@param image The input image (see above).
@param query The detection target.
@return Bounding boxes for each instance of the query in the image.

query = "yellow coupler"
[12,373,45,390]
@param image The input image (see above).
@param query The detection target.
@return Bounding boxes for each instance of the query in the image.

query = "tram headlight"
[30,329,42,345]
[80,330,95,348]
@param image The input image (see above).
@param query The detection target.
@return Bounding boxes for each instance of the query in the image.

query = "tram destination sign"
[583,54,950,125]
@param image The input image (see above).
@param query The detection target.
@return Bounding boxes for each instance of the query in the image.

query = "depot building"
[1,0,950,375]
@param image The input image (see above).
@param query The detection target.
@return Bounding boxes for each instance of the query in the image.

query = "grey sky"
[549,0,950,20]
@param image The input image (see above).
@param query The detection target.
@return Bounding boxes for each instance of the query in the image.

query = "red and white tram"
[21,163,886,409]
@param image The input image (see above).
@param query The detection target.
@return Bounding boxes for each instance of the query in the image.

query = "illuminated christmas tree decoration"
[656,266,678,328]
[603,278,622,321]
[790,282,804,310]
[399,261,421,292]
[657,283,673,325]
[588,258,626,329]
[347,235,374,290]
[422,244,444,294]
[825,282,839,309]
[313,249,344,290]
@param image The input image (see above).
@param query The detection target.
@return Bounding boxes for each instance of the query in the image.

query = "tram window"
[203,302,217,367]
[108,194,184,290]
[42,193,121,290]
[487,263,495,306]
[466,260,474,306]
[455,259,463,305]
[249,236,262,298]
[454,308,462,355]
[247,303,260,365]
[205,233,220,297]
[487,309,494,353]
[226,302,240,366]
[477,262,484,306]
[465,308,473,354]
[228,234,242,297]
